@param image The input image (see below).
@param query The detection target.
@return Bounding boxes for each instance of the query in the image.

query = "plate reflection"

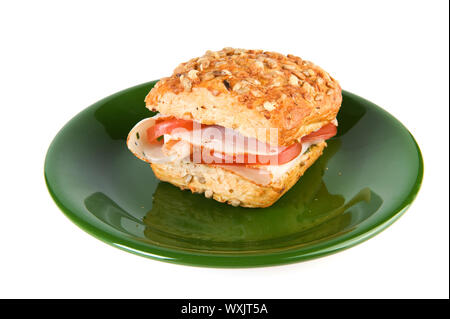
[85,139,382,253]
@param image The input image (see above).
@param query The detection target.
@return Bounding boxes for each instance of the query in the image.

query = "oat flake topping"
[149,47,340,112]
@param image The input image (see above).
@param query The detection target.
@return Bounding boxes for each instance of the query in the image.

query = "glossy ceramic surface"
[44,81,423,267]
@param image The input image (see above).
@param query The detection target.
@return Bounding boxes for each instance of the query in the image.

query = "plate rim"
[44,81,424,268]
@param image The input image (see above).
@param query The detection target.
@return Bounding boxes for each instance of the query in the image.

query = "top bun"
[145,48,342,146]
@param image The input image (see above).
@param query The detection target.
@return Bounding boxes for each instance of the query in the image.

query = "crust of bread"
[145,48,341,146]
[150,142,326,208]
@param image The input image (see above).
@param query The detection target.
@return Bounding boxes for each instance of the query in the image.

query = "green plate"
[44,81,423,267]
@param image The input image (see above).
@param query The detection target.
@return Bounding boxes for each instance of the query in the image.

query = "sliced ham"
[127,116,330,185]
[166,124,286,157]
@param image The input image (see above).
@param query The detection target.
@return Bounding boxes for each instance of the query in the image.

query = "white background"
[0,0,448,299]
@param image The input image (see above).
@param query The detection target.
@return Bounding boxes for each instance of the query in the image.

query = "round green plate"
[44,81,423,267]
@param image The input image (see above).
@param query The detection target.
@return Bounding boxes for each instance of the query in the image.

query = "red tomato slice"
[147,118,194,143]
[301,123,337,143]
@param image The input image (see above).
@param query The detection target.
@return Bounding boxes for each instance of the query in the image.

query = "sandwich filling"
[127,114,337,185]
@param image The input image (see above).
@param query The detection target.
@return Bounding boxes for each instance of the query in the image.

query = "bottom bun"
[151,141,326,208]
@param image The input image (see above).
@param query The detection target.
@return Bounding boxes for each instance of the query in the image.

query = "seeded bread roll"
[145,48,342,146]
[151,142,326,208]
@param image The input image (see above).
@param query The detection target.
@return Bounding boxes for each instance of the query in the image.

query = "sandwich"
[127,48,342,208]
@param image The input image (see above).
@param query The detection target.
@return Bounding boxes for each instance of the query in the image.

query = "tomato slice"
[301,123,337,143]
[147,118,194,143]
